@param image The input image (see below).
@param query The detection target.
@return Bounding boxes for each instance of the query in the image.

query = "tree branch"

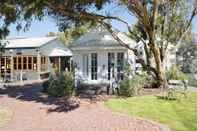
[176,5,197,47]
[100,22,138,53]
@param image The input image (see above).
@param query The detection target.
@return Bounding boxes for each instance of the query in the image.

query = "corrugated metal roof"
[4,37,57,48]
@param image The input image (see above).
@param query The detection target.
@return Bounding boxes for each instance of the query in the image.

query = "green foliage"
[42,80,50,92]
[63,72,75,97]
[187,74,197,87]
[166,65,188,81]
[64,23,93,44]
[44,73,75,97]
[45,23,92,45]
[46,32,56,37]
[0,1,18,39]
[177,39,197,73]
[47,78,63,97]
[119,72,149,97]
[123,63,133,78]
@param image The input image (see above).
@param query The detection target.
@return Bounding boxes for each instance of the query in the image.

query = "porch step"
[77,84,119,95]
[77,85,108,95]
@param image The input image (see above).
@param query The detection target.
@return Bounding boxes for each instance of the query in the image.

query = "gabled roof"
[4,37,57,49]
[71,28,136,49]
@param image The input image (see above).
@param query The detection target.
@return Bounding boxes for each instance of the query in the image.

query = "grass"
[0,107,11,128]
[105,93,197,131]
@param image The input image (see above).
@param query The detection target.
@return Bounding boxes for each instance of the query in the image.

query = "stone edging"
[134,117,171,131]
[106,104,171,131]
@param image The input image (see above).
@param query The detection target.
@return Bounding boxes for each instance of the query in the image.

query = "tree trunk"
[151,44,168,89]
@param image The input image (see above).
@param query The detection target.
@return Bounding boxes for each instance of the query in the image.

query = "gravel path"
[0,84,170,131]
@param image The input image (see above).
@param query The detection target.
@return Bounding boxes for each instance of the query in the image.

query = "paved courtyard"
[0,84,170,131]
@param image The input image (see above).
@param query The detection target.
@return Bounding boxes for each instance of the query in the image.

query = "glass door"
[91,53,97,80]
[108,53,115,80]
[0,57,11,81]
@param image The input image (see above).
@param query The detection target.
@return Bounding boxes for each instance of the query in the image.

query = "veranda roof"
[49,48,72,57]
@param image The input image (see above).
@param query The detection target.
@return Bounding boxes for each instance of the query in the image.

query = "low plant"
[47,78,63,97]
[187,73,197,87]
[119,72,149,97]
[42,76,53,92]
[63,72,75,97]
[43,72,75,97]
[166,65,188,81]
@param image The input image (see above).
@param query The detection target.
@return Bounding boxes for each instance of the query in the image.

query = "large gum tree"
[1,0,197,88]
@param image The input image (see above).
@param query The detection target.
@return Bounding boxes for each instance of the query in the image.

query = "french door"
[0,57,11,81]
[108,52,124,81]
[108,53,115,80]
[91,53,97,80]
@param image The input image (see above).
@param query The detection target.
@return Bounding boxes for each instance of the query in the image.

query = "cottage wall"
[72,48,131,86]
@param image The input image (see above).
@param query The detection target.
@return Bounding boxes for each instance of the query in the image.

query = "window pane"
[41,56,47,71]
[18,57,22,70]
[108,53,115,80]
[0,57,5,77]
[91,53,97,80]
[83,54,89,76]
[41,57,46,64]
[23,57,27,70]
[28,57,32,70]
[6,57,11,73]
[33,57,37,70]
[117,52,124,80]
[13,57,17,70]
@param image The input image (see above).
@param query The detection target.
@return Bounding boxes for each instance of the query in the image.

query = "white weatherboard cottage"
[0,37,72,82]
[71,29,137,87]
[71,28,176,88]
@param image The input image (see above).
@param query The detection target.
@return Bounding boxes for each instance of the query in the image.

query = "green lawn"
[105,93,197,131]
[0,107,11,128]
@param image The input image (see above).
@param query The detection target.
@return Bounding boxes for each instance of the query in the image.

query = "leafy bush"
[63,72,75,97]
[187,73,197,87]
[47,78,63,97]
[123,63,133,78]
[119,72,149,97]
[44,72,75,97]
[42,80,50,92]
[42,75,53,92]
[166,65,188,81]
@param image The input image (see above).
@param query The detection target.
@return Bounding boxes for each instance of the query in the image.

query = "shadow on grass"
[0,84,79,113]
[156,95,177,101]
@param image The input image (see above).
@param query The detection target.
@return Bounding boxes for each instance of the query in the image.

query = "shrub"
[42,80,50,92]
[47,79,63,97]
[45,72,75,97]
[42,75,53,92]
[166,65,188,81]
[187,73,197,87]
[119,72,148,97]
[63,72,75,97]
[119,79,132,97]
